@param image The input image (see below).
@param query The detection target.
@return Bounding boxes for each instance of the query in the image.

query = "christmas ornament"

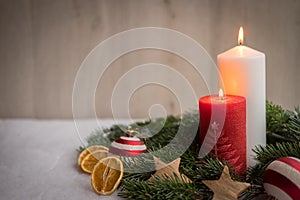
[264,157,300,200]
[147,157,191,183]
[91,156,124,195]
[80,150,108,174]
[77,145,108,166]
[202,166,250,200]
[109,127,147,157]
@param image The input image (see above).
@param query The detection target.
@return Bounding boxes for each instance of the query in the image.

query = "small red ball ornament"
[264,157,300,200]
[109,127,147,157]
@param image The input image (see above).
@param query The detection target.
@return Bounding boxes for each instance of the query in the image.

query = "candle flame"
[219,89,224,98]
[238,26,244,45]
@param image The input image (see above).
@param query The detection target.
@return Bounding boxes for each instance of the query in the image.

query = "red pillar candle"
[199,92,246,175]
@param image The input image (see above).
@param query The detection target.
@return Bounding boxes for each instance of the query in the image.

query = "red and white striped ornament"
[109,136,147,157]
[263,157,300,200]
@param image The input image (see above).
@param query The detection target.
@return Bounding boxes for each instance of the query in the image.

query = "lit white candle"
[217,27,266,167]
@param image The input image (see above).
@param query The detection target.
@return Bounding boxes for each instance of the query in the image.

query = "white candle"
[217,27,266,167]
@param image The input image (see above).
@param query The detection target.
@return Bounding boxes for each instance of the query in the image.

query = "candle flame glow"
[238,26,244,45]
[219,89,224,98]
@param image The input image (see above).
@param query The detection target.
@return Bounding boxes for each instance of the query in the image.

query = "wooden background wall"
[0,0,299,118]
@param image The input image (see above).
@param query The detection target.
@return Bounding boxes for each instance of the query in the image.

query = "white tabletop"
[0,119,132,200]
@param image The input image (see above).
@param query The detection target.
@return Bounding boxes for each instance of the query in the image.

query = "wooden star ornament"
[202,166,250,200]
[147,157,191,183]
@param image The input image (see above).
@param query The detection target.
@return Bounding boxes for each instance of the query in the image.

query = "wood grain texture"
[0,0,299,118]
[202,166,250,200]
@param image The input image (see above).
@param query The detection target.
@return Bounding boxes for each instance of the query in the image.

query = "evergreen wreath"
[78,102,300,199]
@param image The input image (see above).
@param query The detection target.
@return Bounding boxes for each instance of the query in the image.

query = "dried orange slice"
[91,156,124,195]
[77,145,108,166]
[80,150,108,173]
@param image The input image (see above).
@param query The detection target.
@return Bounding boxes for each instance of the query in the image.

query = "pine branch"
[266,102,300,143]
[266,101,290,134]
[193,157,227,180]
[286,107,300,140]
[121,154,155,175]
[119,175,201,200]
[253,142,300,163]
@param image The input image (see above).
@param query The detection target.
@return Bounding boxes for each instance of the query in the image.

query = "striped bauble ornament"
[109,136,147,157]
[109,127,147,157]
[263,157,300,200]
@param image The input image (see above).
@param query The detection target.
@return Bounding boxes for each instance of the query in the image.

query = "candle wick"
[219,96,225,101]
